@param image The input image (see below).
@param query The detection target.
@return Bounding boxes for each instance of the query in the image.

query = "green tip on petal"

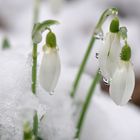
[46,31,57,48]
[110,17,119,33]
[121,44,131,61]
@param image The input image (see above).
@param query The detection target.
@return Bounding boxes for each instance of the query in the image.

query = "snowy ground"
[0,0,140,140]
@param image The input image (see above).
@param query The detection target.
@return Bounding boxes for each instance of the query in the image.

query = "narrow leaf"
[2,37,10,49]
[33,111,38,137]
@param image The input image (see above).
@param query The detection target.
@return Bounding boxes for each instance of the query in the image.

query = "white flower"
[39,46,61,93]
[98,32,121,80]
[109,60,135,105]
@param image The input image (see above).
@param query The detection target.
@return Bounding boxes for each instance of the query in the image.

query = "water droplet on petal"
[103,77,110,85]
[96,53,99,59]
[94,30,104,40]
[112,10,118,15]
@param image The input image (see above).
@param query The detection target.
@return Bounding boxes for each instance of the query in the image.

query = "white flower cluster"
[98,18,135,105]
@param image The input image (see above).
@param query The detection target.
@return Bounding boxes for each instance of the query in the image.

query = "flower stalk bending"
[70,8,118,98]
[98,17,135,105]
[31,20,59,94]
[30,20,59,140]
[39,31,61,93]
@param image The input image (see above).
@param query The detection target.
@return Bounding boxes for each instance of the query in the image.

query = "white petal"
[106,33,121,77]
[39,47,61,92]
[109,61,135,105]
[98,33,112,79]
[98,32,121,80]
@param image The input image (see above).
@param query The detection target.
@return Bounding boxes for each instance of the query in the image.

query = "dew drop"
[95,53,99,59]
[103,77,110,85]
[112,10,118,16]
[94,31,104,40]
[98,68,101,74]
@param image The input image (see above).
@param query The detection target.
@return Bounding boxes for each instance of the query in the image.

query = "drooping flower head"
[39,31,61,93]
[98,18,121,81]
[110,44,135,105]
[98,17,135,105]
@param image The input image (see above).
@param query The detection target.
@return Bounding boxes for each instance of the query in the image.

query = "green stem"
[33,111,38,139]
[30,1,41,140]
[70,8,118,98]
[33,0,41,23]
[70,36,96,97]
[32,0,40,94]
[32,43,38,94]
[74,71,101,139]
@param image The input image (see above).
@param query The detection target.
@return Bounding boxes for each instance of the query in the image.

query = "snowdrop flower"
[39,31,61,93]
[98,18,121,80]
[110,44,135,105]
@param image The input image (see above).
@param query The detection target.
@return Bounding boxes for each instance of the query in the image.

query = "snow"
[0,0,140,139]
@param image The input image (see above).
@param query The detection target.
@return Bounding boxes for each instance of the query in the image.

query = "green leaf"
[37,137,43,140]
[33,111,38,137]
[2,37,10,49]
[23,122,33,140]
